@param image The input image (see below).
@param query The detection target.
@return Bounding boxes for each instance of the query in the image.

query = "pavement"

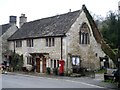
[5,71,118,89]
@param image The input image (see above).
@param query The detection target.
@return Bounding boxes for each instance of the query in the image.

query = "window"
[27,39,33,47]
[49,38,51,47]
[16,40,22,47]
[46,38,55,47]
[46,38,48,46]
[57,60,59,67]
[54,60,56,68]
[27,57,32,65]
[51,59,53,68]
[79,23,90,44]
[52,38,55,46]
[72,56,80,66]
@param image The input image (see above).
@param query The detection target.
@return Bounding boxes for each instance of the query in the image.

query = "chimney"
[9,16,17,25]
[119,1,120,10]
[118,1,120,15]
[69,9,71,12]
[19,14,27,28]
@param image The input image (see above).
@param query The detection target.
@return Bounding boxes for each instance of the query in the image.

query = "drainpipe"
[61,37,63,60]
[13,41,15,53]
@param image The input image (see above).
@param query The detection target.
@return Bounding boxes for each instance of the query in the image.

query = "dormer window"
[79,23,90,44]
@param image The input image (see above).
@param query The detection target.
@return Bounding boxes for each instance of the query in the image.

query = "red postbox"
[59,60,65,76]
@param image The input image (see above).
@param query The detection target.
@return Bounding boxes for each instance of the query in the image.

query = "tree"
[101,11,119,50]
[10,52,23,71]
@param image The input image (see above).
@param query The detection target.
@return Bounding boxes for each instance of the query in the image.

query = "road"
[2,74,104,88]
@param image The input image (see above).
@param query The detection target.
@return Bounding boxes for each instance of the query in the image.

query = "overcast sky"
[0,0,119,26]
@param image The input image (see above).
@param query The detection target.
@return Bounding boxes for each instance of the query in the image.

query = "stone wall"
[9,37,62,66]
[65,11,106,71]
[1,24,18,62]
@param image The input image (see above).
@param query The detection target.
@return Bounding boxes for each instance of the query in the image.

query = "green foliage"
[46,67,51,74]
[10,52,23,71]
[53,68,58,75]
[101,11,119,49]
[83,6,117,66]
[95,69,106,74]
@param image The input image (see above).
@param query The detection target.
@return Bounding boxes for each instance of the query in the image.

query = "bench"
[104,68,117,81]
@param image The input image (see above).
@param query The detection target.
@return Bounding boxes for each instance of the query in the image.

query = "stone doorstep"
[70,73,82,77]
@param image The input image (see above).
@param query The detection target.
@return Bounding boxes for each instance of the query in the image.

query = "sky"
[0,0,120,26]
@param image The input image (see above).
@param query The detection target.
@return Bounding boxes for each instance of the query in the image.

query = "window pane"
[82,33,84,44]
[46,38,48,46]
[27,39,33,47]
[49,38,51,47]
[76,57,80,65]
[85,33,87,44]
[16,40,22,47]
[54,60,56,68]
[52,38,55,46]
[72,57,76,65]
[32,39,34,47]
[80,23,90,45]
[79,31,81,44]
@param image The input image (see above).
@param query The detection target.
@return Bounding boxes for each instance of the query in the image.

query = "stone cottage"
[8,5,114,74]
[0,16,18,64]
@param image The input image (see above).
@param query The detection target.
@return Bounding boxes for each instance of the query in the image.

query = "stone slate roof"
[8,10,81,40]
[1,24,11,36]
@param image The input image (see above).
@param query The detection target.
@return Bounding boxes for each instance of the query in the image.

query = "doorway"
[100,56,109,69]
[36,58,40,73]
[43,58,46,73]
[36,57,46,73]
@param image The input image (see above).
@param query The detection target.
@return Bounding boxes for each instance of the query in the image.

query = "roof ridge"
[8,9,81,40]
[27,10,81,24]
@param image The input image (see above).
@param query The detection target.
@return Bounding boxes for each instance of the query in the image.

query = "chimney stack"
[9,16,17,25]
[69,9,71,12]
[118,1,120,10]
[118,1,120,15]
[19,14,27,28]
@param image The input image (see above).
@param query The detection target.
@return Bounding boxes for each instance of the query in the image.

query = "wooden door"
[43,58,46,73]
[36,58,40,73]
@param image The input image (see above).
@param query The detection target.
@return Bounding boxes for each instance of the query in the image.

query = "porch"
[26,53,59,73]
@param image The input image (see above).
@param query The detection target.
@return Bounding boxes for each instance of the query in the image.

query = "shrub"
[10,52,23,71]
[53,68,58,75]
[46,67,51,74]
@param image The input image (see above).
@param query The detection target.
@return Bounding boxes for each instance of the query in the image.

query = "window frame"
[26,39,34,47]
[79,23,90,45]
[15,40,22,47]
[46,38,55,47]
[72,56,81,66]
[27,57,32,65]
